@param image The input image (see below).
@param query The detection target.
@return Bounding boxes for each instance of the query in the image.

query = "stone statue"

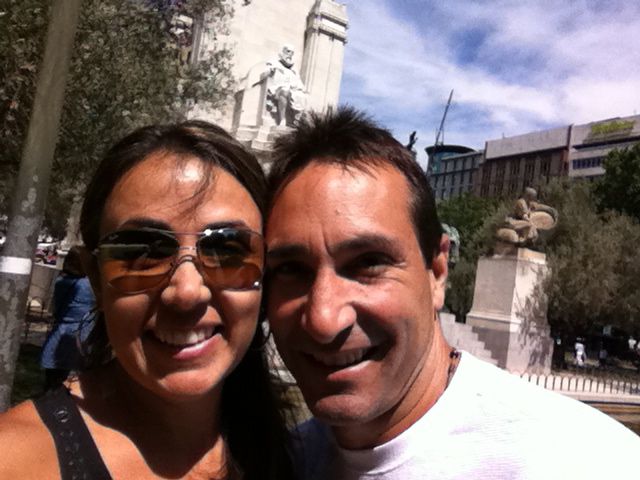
[262,44,307,127]
[406,131,418,160]
[495,187,557,252]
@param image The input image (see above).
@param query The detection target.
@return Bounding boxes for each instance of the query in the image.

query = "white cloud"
[339,0,640,153]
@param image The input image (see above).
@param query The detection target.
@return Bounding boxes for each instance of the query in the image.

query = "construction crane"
[435,89,454,148]
[427,90,454,174]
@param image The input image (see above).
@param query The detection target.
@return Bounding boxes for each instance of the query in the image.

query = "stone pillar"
[466,249,553,373]
[301,0,348,112]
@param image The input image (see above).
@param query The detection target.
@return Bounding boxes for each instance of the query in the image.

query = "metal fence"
[517,371,640,396]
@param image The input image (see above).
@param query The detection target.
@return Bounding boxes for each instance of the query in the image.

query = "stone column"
[466,248,553,373]
[301,0,348,112]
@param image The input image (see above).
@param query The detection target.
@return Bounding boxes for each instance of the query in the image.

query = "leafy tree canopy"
[1,0,234,238]
[542,178,640,338]
[437,193,502,320]
[437,192,501,258]
[593,142,640,222]
[437,183,640,339]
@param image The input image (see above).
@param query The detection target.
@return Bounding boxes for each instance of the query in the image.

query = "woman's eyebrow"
[118,218,252,232]
[120,217,169,230]
[202,220,251,230]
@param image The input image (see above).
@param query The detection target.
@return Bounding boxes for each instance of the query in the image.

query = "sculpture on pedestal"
[262,44,307,127]
[495,187,557,254]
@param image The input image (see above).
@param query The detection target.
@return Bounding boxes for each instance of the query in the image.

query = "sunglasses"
[93,228,264,294]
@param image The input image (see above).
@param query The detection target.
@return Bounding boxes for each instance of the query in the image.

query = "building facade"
[429,113,640,200]
[428,147,483,200]
[569,115,640,179]
[475,125,570,197]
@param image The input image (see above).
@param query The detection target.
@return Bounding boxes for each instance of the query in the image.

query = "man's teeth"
[312,348,369,367]
[154,328,215,346]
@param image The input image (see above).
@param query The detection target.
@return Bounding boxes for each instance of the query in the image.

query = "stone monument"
[466,189,558,374]
[191,0,348,165]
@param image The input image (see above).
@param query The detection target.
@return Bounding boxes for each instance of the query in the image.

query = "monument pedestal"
[466,249,553,374]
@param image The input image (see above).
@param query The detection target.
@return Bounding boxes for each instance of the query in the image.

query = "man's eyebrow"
[266,244,308,260]
[333,234,401,256]
[266,234,401,259]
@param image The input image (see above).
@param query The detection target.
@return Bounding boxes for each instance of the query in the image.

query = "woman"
[0,121,294,479]
[40,246,94,390]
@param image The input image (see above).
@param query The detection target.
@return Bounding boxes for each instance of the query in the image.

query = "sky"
[338,0,640,169]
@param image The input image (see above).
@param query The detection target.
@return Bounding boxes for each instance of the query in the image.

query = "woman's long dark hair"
[79,120,294,480]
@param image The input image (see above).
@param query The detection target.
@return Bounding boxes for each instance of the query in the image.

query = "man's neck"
[333,330,454,450]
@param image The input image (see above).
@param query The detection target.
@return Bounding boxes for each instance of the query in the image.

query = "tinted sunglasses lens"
[97,230,178,293]
[198,230,264,290]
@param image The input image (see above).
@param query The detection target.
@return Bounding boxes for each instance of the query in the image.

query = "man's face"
[266,162,447,439]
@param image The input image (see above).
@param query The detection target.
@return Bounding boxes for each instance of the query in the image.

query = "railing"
[516,372,640,396]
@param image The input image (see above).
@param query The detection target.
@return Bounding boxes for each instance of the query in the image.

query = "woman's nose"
[160,255,212,310]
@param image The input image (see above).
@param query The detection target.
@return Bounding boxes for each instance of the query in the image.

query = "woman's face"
[94,151,262,401]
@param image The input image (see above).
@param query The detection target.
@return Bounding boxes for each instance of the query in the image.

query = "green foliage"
[437,192,500,255]
[1,0,235,238]
[437,193,502,319]
[437,182,640,338]
[0,0,51,217]
[541,179,640,337]
[593,142,640,222]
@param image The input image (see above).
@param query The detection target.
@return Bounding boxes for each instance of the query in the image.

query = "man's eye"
[345,253,393,277]
[268,261,312,281]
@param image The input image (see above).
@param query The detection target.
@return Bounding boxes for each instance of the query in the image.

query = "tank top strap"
[33,386,112,480]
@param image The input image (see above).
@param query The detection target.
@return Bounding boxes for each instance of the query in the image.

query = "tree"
[437,192,500,255]
[541,179,640,338]
[593,142,640,222]
[437,182,640,341]
[1,0,235,240]
[437,193,501,320]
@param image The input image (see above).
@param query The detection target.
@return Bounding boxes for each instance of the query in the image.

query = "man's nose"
[303,269,356,344]
[160,255,212,311]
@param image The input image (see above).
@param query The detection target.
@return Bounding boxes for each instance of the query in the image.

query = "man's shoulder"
[450,353,640,445]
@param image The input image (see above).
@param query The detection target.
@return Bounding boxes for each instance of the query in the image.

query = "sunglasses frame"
[93,227,265,294]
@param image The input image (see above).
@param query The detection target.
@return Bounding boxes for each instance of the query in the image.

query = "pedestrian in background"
[39,246,94,389]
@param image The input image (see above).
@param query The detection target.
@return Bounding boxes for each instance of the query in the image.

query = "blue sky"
[338,0,640,168]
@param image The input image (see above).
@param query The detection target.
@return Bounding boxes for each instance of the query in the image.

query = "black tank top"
[33,386,112,480]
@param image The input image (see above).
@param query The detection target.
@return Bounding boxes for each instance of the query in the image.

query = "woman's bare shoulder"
[0,400,59,479]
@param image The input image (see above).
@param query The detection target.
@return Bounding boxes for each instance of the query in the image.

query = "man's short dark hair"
[267,107,443,266]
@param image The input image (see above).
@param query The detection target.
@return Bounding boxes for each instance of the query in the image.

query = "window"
[524,159,535,184]
[572,156,604,169]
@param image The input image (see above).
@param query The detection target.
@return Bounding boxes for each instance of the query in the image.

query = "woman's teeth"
[153,328,215,347]
[312,348,370,367]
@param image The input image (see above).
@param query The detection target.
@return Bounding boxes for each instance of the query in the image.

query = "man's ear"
[79,247,103,310]
[430,235,450,312]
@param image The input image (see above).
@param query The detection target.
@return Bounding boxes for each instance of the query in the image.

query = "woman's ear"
[430,235,450,312]
[79,247,103,310]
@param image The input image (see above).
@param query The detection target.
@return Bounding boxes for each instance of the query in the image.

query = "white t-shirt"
[292,352,639,479]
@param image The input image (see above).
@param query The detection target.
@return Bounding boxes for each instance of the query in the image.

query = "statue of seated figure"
[262,44,307,127]
[495,187,557,252]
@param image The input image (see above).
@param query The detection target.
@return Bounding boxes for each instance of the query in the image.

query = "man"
[265,107,639,479]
